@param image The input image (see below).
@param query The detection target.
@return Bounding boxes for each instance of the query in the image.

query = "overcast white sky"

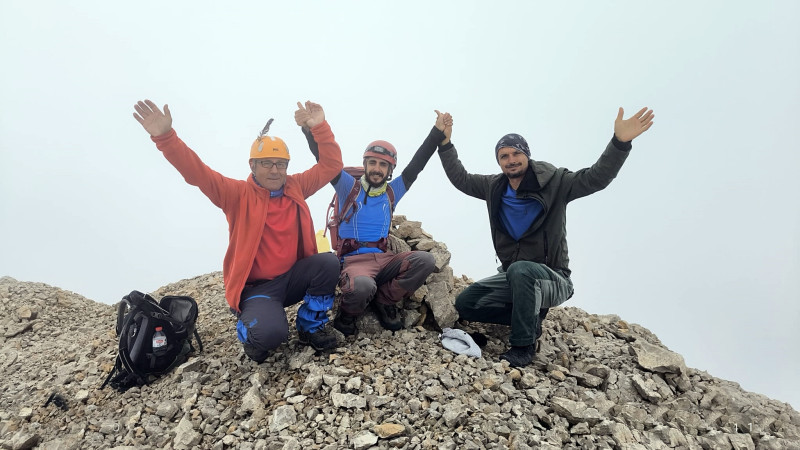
[2,1,798,408]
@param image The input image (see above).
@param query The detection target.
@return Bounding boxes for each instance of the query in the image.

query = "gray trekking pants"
[455,261,573,347]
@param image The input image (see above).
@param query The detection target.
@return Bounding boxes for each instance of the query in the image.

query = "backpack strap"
[115,298,128,336]
[331,177,396,255]
[339,178,362,224]
[193,329,204,353]
[101,354,147,392]
[124,290,161,312]
[329,178,364,255]
[336,182,396,255]
[324,177,361,240]
[100,360,119,390]
[386,185,395,212]
[116,308,151,381]
[341,179,396,222]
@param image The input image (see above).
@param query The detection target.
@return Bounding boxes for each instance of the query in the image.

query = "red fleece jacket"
[152,121,343,313]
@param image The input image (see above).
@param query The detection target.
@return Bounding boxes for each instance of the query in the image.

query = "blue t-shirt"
[334,170,407,255]
[499,184,543,241]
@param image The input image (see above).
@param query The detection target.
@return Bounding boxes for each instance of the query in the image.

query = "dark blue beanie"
[495,133,531,160]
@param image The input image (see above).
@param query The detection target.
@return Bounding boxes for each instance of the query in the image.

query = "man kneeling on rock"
[437,106,655,367]
[299,111,453,335]
[133,99,343,362]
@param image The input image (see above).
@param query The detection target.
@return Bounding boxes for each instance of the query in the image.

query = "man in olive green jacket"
[437,107,654,367]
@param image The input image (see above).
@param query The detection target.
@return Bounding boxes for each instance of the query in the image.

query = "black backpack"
[101,290,203,392]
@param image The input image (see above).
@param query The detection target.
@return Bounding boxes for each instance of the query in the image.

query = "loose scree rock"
[1,216,798,449]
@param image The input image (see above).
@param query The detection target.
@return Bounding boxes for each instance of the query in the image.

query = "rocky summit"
[1,216,798,450]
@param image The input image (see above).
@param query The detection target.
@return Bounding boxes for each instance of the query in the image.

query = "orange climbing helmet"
[250,118,290,160]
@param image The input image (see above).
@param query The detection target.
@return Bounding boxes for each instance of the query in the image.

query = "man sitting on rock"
[133,99,343,362]
[299,111,453,335]
[437,106,655,367]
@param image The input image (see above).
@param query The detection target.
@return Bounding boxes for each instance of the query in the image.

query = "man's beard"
[505,164,524,179]
[367,171,388,187]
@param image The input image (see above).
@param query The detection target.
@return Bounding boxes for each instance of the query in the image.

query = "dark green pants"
[455,261,573,346]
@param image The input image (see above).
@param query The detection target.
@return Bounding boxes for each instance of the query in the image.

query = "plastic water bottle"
[152,326,167,349]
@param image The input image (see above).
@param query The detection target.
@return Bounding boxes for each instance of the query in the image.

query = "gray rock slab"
[269,405,297,433]
[630,340,687,374]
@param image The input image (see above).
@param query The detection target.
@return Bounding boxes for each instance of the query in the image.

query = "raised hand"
[435,110,453,145]
[133,100,173,137]
[295,101,325,128]
[294,102,310,128]
[614,107,654,142]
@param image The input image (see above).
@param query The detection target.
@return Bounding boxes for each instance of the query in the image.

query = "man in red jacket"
[133,99,344,362]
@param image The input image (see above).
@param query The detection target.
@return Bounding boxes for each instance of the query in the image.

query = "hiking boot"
[499,344,536,367]
[373,302,402,331]
[333,312,357,337]
[298,323,338,351]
